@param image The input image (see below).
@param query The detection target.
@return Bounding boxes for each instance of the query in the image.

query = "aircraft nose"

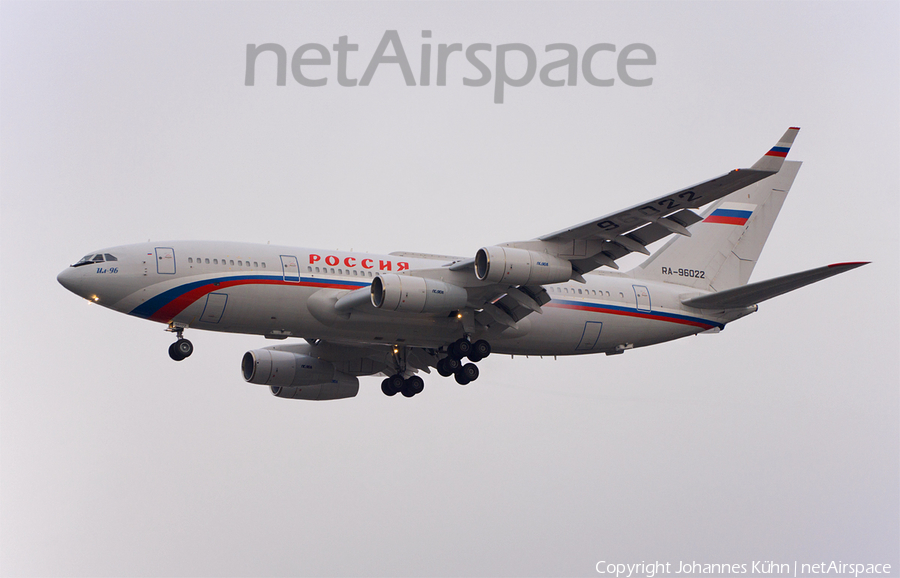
[57,267,91,299]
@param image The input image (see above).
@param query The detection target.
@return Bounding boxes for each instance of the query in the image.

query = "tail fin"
[632,160,802,292]
[750,127,801,172]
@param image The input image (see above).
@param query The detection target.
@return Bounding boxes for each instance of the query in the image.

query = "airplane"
[57,127,868,401]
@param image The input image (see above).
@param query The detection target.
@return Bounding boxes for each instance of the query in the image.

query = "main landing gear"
[381,345,425,398]
[436,338,490,385]
[379,338,491,397]
[167,326,193,361]
[381,374,425,398]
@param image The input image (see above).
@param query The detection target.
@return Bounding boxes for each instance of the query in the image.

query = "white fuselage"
[57,241,753,357]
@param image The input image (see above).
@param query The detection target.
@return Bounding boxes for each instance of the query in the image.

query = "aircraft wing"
[395,128,802,331]
[506,127,802,274]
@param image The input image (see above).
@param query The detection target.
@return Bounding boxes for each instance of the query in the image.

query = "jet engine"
[474,246,573,285]
[371,274,467,313]
[241,348,359,400]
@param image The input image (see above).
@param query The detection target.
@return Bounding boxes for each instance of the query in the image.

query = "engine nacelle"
[241,349,359,400]
[371,274,467,313]
[269,373,359,401]
[474,246,572,285]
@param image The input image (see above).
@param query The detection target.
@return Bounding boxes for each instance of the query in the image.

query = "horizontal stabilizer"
[681,262,868,309]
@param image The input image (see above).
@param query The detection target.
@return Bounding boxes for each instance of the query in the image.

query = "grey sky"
[1,2,898,576]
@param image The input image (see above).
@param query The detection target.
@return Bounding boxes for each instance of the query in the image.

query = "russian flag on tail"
[765,146,791,158]
[703,202,756,226]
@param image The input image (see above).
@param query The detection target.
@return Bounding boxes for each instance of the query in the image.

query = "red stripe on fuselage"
[149,278,363,323]
[544,302,715,330]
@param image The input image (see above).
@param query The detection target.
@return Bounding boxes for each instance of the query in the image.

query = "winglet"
[750,127,800,172]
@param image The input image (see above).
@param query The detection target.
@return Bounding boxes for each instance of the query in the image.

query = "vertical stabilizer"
[750,127,801,172]
[632,160,802,291]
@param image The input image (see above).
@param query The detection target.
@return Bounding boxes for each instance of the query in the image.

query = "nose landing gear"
[166,325,193,361]
[168,339,194,361]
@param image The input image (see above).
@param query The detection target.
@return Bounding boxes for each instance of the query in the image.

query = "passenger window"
[367,272,372,277]
[315,267,320,273]
[214,259,219,264]
[230,260,234,266]
[254,262,258,267]
[307,266,312,272]
[188,258,193,263]
[330,268,335,274]
[578,289,582,295]
[619,292,624,298]
[205,258,210,264]
[353,270,358,276]
[261,262,266,268]
[238,260,243,266]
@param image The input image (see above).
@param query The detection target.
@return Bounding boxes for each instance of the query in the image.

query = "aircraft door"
[199,293,228,324]
[633,285,651,312]
[155,247,176,274]
[281,255,300,282]
[576,321,603,351]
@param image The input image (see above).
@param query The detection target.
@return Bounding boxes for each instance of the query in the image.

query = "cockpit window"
[72,253,117,267]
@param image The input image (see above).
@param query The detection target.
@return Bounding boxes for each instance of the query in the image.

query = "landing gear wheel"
[449,338,471,360]
[437,358,453,377]
[175,339,193,358]
[168,342,185,361]
[444,357,461,373]
[438,357,461,377]
[388,374,405,393]
[400,375,424,397]
[406,375,425,395]
[381,378,399,396]
[472,340,491,359]
[454,363,479,385]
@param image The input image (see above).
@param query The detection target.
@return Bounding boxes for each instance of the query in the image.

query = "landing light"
[90,295,99,302]
[456,313,463,319]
